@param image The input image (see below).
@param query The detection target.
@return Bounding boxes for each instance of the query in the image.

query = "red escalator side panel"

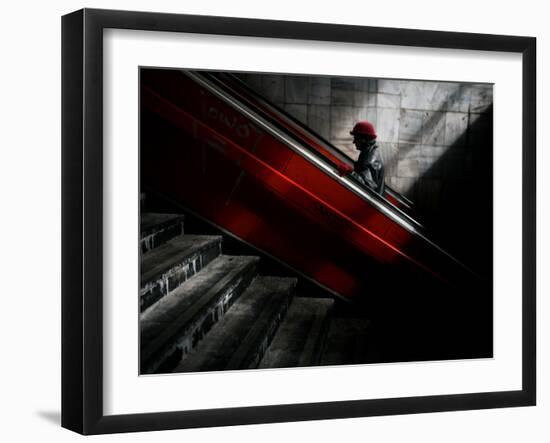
[142,112,364,297]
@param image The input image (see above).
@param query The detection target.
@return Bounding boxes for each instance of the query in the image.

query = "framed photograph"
[62,8,536,435]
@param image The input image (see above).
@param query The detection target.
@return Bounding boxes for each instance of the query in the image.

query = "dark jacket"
[353,141,385,194]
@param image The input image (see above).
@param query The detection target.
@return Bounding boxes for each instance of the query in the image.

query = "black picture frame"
[62,8,536,435]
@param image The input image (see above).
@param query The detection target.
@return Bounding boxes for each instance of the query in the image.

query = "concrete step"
[140,255,259,374]
[140,234,222,312]
[258,297,334,369]
[140,213,185,253]
[319,317,374,366]
[174,276,297,373]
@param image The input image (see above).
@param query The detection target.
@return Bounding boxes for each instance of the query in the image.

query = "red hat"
[350,120,377,139]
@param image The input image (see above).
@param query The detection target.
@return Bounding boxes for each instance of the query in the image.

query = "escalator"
[140,68,480,302]
[208,72,418,217]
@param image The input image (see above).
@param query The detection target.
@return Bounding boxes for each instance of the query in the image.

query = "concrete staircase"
[140,212,336,374]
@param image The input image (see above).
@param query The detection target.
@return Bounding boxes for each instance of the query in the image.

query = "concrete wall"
[237,73,493,270]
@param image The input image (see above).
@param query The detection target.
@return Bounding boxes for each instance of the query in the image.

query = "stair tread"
[319,317,372,366]
[259,297,334,369]
[174,276,297,373]
[140,213,184,236]
[141,234,221,286]
[140,255,259,365]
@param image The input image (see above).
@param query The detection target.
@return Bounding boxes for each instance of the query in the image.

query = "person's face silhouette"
[353,135,370,151]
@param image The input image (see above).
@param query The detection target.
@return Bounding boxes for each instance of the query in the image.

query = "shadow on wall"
[408,105,493,277]
[381,83,472,176]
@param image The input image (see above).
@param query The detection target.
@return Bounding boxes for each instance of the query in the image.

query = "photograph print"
[138,68,493,375]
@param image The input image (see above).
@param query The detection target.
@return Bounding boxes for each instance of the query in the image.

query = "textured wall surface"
[237,73,493,269]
